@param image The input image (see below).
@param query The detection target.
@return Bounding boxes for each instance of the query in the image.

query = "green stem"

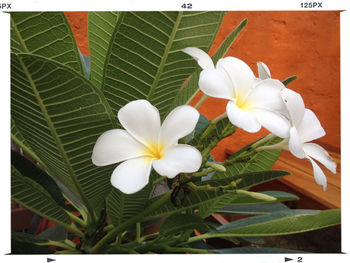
[140,232,159,242]
[250,133,276,149]
[103,224,114,232]
[163,245,212,254]
[39,240,75,250]
[194,94,209,109]
[90,190,173,253]
[182,233,212,245]
[68,223,85,239]
[135,223,141,242]
[66,211,87,227]
[152,176,165,185]
[212,111,228,124]
[192,168,214,178]
[63,193,88,222]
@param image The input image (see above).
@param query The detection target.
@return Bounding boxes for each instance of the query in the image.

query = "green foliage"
[106,183,153,227]
[159,213,210,236]
[11,165,71,227]
[88,12,119,88]
[205,209,341,238]
[11,53,117,214]
[10,12,83,73]
[10,11,340,254]
[101,11,226,120]
[213,136,283,179]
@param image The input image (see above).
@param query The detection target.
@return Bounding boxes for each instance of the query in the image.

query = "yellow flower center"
[143,142,164,161]
[234,92,252,110]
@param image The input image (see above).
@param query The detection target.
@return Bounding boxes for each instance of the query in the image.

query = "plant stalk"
[89,190,173,253]
[194,94,209,109]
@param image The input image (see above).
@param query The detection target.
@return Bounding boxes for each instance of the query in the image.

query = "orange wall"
[65,11,340,161]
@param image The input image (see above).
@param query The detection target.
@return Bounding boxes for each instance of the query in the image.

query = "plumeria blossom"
[182,47,290,138]
[261,89,336,190]
[92,100,202,194]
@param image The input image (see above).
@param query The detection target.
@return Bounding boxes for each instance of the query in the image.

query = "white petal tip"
[182,47,214,70]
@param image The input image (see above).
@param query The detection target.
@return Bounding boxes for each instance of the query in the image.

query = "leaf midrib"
[17,55,97,223]
[147,11,183,100]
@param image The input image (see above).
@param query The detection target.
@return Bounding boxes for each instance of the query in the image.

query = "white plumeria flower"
[92,100,202,194]
[183,47,290,138]
[264,89,336,190]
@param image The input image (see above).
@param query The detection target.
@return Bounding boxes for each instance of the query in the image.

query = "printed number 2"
[181,3,192,9]
[297,257,303,262]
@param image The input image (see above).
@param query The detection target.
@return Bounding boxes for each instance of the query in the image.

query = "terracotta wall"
[65,11,340,162]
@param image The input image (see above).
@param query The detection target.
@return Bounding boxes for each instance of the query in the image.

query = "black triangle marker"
[47,258,56,263]
[285,257,293,262]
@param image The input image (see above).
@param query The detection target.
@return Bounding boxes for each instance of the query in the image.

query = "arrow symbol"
[47,258,56,262]
[285,257,293,262]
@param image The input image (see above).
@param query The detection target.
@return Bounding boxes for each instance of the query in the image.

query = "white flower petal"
[306,156,327,191]
[217,57,255,101]
[280,88,305,127]
[159,105,199,147]
[92,129,148,166]
[118,100,161,146]
[153,145,202,178]
[110,157,152,194]
[226,101,261,133]
[297,109,325,143]
[303,143,337,173]
[289,126,305,158]
[246,79,286,112]
[257,61,271,79]
[252,109,290,138]
[198,68,234,100]
[182,47,214,70]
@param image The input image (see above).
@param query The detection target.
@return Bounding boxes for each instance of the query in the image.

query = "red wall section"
[65,11,340,162]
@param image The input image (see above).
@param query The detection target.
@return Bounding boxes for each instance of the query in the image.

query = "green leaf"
[197,170,290,218]
[218,201,291,215]
[10,12,83,74]
[102,11,226,120]
[11,53,117,216]
[88,12,120,89]
[213,136,283,179]
[106,184,153,227]
[282,75,297,86]
[36,226,67,241]
[144,170,289,221]
[11,150,66,208]
[11,239,53,254]
[159,213,209,236]
[205,209,341,238]
[12,232,48,244]
[169,18,247,111]
[11,118,42,163]
[198,189,294,219]
[11,165,71,227]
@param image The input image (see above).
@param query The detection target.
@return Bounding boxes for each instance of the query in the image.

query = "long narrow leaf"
[10,12,83,74]
[88,12,120,89]
[204,209,341,238]
[11,53,117,213]
[11,165,71,227]
[102,11,226,120]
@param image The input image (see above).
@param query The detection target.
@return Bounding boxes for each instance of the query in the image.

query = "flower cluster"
[92,47,336,194]
[183,47,336,191]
